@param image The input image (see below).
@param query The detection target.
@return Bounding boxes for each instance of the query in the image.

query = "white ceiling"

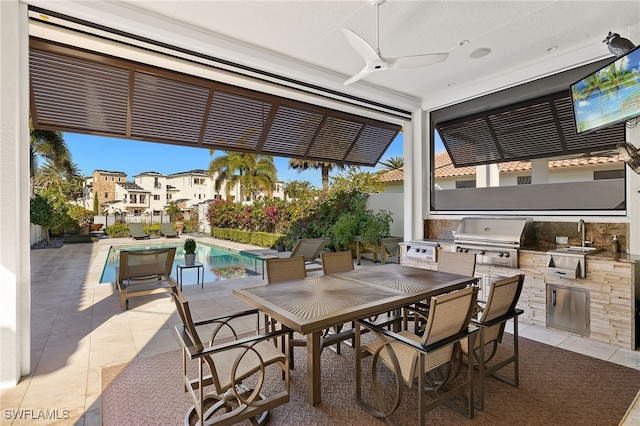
[25,0,640,114]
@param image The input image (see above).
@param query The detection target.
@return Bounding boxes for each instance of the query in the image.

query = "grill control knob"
[462,248,469,253]
[456,247,463,253]
[498,252,505,257]
[421,249,426,253]
[479,250,485,255]
[503,252,510,258]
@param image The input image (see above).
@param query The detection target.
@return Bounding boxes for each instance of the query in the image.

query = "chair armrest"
[358,319,478,354]
[471,308,524,328]
[192,308,260,327]
[174,325,290,361]
[192,309,262,343]
[402,304,430,323]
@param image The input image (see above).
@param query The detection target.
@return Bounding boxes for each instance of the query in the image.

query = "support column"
[531,158,549,184]
[404,110,425,240]
[0,0,31,389]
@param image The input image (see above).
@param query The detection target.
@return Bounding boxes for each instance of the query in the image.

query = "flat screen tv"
[570,44,640,134]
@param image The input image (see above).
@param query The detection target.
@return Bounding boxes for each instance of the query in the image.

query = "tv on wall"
[570,45,640,134]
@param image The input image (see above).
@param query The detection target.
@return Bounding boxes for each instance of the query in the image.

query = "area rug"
[102,334,640,425]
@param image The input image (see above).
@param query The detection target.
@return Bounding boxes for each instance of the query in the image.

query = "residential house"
[91,170,127,208]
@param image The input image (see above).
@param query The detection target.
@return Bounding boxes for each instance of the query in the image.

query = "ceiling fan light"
[469,48,491,59]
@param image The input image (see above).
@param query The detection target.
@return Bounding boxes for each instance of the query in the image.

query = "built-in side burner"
[404,240,439,262]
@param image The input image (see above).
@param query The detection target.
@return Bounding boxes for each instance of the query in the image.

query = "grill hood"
[454,217,535,247]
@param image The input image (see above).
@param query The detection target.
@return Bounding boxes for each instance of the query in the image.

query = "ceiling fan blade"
[340,28,381,64]
[390,52,449,69]
[617,142,640,174]
[344,67,375,86]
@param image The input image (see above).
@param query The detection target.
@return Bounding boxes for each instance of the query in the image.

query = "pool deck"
[1,235,639,425]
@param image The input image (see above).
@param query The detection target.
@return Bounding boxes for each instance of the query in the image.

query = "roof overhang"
[27,8,410,167]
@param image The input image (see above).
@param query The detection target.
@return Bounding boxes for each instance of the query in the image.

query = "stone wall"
[425,219,629,253]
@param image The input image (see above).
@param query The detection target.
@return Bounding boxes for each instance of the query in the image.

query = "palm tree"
[35,159,82,198]
[282,180,315,200]
[30,123,72,194]
[209,151,277,201]
[601,62,640,114]
[288,159,346,193]
[379,156,404,170]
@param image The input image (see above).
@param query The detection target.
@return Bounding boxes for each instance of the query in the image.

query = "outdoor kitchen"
[401,217,640,350]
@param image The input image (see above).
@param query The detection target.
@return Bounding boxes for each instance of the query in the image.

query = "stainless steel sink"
[552,246,600,254]
[546,247,599,279]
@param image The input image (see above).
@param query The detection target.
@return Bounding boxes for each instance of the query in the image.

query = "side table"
[255,254,279,279]
[176,262,204,290]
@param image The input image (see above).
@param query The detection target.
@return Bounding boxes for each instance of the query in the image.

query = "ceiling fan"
[341,0,449,86]
[617,142,640,174]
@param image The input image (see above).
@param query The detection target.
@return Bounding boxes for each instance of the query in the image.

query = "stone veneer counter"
[401,242,640,350]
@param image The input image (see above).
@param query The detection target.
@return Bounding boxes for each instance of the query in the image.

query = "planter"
[90,223,104,232]
[175,221,184,234]
[184,253,196,266]
[148,230,159,239]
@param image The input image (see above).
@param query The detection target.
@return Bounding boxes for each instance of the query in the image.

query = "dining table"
[232,263,478,405]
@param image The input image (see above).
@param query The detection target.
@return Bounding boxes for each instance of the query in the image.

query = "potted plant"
[144,223,161,238]
[184,238,197,266]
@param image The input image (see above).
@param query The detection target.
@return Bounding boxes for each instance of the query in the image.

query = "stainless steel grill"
[453,217,535,268]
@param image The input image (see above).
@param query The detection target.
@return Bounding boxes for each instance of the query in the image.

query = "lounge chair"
[159,222,178,238]
[128,222,149,240]
[115,247,177,309]
[279,238,328,272]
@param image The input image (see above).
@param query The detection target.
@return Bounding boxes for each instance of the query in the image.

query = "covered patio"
[1,237,638,424]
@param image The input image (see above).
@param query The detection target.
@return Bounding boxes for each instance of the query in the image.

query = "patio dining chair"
[460,274,525,410]
[115,247,177,309]
[437,250,477,276]
[320,251,356,353]
[356,286,479,424]
[171,286,290,426]
[404,250,477,332]
[320,250,354,275]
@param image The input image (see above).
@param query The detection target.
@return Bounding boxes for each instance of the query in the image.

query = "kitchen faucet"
[578,219,591,247]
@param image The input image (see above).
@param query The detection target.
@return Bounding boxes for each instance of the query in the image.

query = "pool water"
[100,242,258,284]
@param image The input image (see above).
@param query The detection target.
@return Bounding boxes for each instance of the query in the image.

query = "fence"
[93,212,191,227]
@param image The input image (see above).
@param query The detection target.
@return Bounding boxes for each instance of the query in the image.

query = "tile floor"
[1,236,639,425]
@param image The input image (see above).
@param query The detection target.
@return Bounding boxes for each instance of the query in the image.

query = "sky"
[64,132,407,188]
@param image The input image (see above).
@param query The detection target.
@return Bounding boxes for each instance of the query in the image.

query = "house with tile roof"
[381,152,625,190]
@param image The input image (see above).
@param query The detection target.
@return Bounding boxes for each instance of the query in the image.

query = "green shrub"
[143,223,161,233]
[105,222,129,238]
[210,227,282,248]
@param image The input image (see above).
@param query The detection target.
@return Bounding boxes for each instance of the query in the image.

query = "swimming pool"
[100,242,258,284]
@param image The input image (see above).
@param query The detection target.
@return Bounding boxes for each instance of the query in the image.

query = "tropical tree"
[379,156,404,170]
[35,159,81,198]
[330,168,385,194]
[209,151,277,201]
[29,124,72,194]
[30,190,74,246]
[288,159,346,193]
[282,180,317,200]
